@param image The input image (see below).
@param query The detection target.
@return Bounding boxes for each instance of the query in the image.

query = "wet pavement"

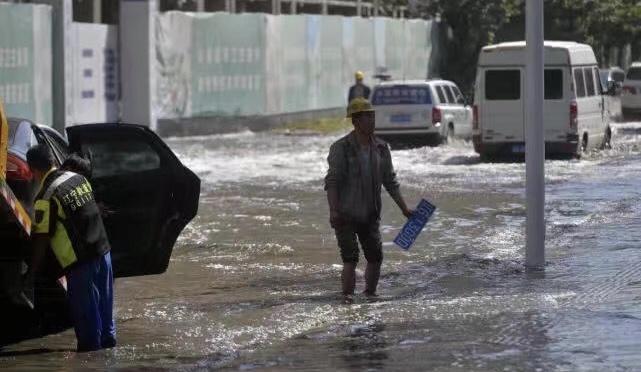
[3,122,641,371]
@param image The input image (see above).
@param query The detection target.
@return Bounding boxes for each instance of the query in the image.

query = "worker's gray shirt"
[324,131,401,223]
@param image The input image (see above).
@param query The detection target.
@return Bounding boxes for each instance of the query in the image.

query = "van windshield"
[627,68,641,80]
[371,86,432,105]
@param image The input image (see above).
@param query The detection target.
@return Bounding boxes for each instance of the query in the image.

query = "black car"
[1,119,200,345]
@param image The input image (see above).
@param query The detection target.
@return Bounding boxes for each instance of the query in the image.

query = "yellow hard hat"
[355,71,364,80]
[346,97,374,118]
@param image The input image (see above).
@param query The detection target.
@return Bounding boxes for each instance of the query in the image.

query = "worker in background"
[348,71,371,104]
[325,98,413,301]
[24,144,115,352]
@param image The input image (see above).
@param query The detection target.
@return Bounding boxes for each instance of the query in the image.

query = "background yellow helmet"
[355,71,365,81]
[346,97,374,118]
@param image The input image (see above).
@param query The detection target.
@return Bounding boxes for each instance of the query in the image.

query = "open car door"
[66,124,200,277]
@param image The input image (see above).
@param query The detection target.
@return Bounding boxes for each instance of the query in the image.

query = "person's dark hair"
[61,153,92,179]
[26,144,54,172]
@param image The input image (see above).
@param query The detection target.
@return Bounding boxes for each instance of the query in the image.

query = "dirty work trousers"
[67,251,116,352]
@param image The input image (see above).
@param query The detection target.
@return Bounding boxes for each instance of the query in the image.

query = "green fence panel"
[278,15,307,113]
[190,12,266,116]
[156,12,437,119]
[318,16,344,109]
[385,18,406,80]
[352,18,376,88]
[0,3,52,124]
[404,20,430,80]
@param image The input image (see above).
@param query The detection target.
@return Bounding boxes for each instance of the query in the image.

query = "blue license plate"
[390,114,412,123]
[394,199,436,250]
[512,144,525,153]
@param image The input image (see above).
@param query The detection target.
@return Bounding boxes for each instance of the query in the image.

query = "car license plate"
[390,114,412,123]
[512,144,525,153]
[394,199,436,251]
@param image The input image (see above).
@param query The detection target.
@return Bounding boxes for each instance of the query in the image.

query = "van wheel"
[600,127,612,150]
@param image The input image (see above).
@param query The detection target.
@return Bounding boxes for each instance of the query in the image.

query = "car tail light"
[622,85,637,95]
[432,107,441,125]
[473,104,479,130]
[6,153,32,181]
[570,100,578,129]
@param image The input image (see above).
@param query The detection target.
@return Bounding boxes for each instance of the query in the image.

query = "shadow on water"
[480,153,578,163]
[386,138,441,150]
[0,348,74,357]
[441,155,481,165]
[337,320,389,371]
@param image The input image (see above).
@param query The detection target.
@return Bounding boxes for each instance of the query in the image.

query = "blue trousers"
[67,251,116,352]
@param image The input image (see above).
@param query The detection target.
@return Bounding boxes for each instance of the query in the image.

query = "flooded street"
[4,122,641,371]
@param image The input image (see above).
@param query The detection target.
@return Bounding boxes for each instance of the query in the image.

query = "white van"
[371,79,473,146]
[622,62,641,119]
[473,41,612,159]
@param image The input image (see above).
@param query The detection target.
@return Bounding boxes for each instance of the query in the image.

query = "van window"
[434,85,447,104]
[599,70,610,87]
[544,69,563,100]
[371,86,432,105]
[583,68,595,96]
[485,70,520,100]
[593,67,603,94]
[573,68,586,98]
[443,85,455,104]
[627,67,641,80]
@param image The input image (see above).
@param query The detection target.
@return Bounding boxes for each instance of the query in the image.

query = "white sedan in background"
[371,79,473,148]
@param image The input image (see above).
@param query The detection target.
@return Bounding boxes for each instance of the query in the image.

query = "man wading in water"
[325,97,413,300]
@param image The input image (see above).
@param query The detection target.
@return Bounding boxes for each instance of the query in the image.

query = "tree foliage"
[414,0,521,96]
[413,0,641,96]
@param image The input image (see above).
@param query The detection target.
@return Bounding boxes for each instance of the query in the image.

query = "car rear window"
[443,85,456,103]
[80,139,161,178]
[627,68,641,80]
[371,86,432,105]
[545,69,563,100]
[485,70,520,100]
[450,85,466,104]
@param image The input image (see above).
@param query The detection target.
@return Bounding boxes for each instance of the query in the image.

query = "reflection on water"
[3,123,641,370]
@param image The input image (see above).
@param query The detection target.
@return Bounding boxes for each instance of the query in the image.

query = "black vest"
[37,170,110,265]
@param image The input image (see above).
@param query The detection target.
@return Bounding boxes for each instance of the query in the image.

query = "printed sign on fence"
[393,199,436,250]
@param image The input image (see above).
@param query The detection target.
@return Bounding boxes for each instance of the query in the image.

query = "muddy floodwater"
[3,122,641,371]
